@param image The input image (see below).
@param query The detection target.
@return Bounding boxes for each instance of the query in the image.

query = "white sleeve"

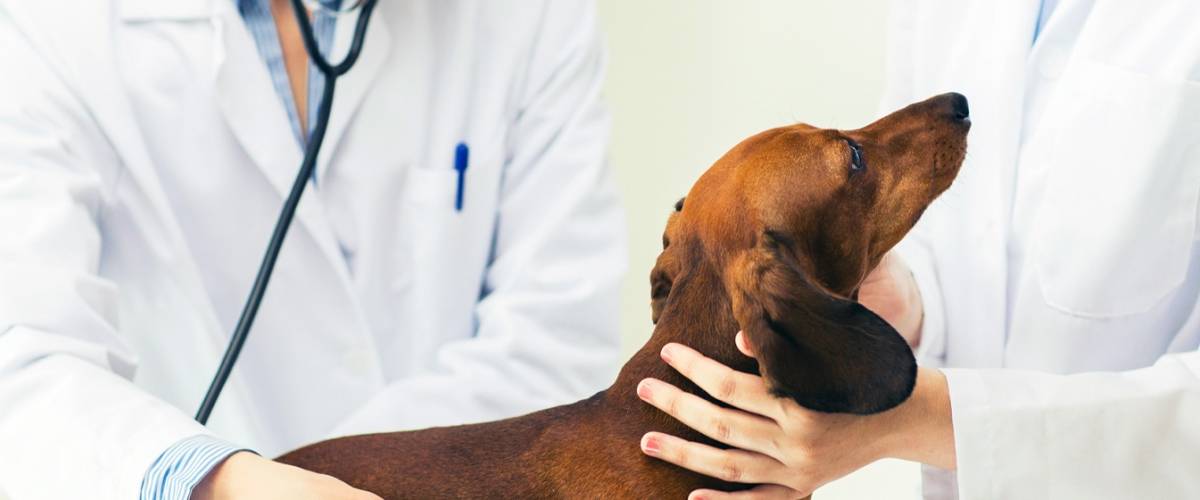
[0,11,212,499]
[894,233,948,365]
[943,350,1200,498]
[332,0,625,434]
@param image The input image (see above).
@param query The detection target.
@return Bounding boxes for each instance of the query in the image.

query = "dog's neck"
[276,256,760,497]
[605,259,755,411]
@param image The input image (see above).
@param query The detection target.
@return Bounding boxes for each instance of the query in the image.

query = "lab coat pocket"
[1034,62,1200,318]
[396,165,475,343]
[404,165,462,209]
[400,165,473,276]
[396,155,497,340]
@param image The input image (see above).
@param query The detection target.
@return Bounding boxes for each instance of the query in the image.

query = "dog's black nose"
[947,92,969,120]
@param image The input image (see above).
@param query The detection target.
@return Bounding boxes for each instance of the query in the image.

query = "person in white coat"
[628,1,1200,499]
[0,0,625,498]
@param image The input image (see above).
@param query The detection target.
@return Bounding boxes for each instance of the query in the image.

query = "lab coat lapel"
[210,3,353,282]
[314,4,392,182]
[10,0,262,429]
[116,0,381,428]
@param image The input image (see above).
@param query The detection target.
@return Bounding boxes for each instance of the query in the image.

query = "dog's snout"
[946,92,969,121]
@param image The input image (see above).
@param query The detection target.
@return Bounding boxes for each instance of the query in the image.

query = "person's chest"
[1002,0,1200,371]
[905,0,1200,371]
[112,1,539,366]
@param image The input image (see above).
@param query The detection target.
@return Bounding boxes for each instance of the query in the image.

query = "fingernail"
[661,343,677,362]
[689,492,707,500]
[735,331,754,355]
[641,434,661,455]
[636,379,654,401]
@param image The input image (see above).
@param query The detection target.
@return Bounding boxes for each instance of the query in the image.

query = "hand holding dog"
[638,334,954,499]
[192,452,383,500]
[857,252,925,347]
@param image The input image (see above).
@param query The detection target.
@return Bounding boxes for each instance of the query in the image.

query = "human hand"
[191,451,383,500]
[637,336,954,499]
[858,251,924,346]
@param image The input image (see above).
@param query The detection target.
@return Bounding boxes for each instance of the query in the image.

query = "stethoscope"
[194,0,379,425]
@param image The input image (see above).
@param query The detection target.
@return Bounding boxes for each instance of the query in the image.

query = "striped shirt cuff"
[140,434,252,500]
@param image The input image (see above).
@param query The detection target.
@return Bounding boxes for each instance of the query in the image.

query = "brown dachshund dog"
[278,92,971,498]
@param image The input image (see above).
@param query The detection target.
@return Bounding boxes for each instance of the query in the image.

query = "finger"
[661,343,782,420]
[641,432,786,485]
[863,252,898,283]
[734,331,756,358]
[322,475,385,500]
[312,471,384,500]
[689,483,805,500]
[638,377,780,454]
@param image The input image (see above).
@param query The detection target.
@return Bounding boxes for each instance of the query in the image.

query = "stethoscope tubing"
[195,0,379,425]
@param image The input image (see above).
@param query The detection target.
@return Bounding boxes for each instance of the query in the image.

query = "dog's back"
[279,393,725,498]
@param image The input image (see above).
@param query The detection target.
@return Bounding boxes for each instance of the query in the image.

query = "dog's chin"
[929,158,966,197]
[929,175,956,200]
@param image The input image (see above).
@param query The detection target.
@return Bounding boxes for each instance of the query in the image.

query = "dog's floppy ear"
[726,233,916,414]
[650,252,675,324]
[650,199,686,324]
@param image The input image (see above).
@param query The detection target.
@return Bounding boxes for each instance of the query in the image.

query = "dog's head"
[650,93,970,414]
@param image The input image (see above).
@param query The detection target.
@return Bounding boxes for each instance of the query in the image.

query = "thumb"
[735,331,757,358]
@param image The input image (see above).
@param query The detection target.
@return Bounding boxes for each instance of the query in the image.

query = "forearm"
[937,352,1200,498]
[879,367,955,470]
[0,328,210,498]
[877,352,1200,498]
[333,320,619,436]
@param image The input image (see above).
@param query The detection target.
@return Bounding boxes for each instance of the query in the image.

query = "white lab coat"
[0,0,625,498]
[883,1,1200,498]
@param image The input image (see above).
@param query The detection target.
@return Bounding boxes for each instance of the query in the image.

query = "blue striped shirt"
[139,2,338,499]
[238,0,339,145]
[139,435,249,499]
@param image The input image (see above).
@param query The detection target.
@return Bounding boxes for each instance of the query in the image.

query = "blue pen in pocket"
[454,142,469,212]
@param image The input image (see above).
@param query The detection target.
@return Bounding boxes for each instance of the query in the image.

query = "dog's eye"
[847,140,865,173]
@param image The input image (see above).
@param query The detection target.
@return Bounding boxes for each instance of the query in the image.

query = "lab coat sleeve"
[944,351,1200,498]
[332,0,625,434]
[894,229,948,364]
[0,14,216,498]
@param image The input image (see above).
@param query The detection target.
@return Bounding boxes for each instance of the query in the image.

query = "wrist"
[901,263,925,346]
[191,451,257,500]
[879,367,956,469]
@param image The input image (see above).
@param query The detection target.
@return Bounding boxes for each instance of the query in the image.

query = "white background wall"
[597,1,923,498]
